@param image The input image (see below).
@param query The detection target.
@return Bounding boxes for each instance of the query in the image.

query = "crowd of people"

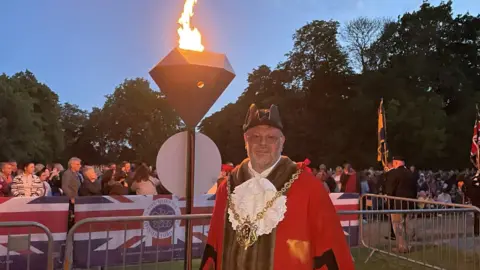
[0,158,171,198]
[0,157,475,203]
[309,162,474,205]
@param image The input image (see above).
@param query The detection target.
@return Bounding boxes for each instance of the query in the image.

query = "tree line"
[1,1,479,169]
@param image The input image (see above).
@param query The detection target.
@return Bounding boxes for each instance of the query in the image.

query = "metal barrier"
[61,195,480,270]
[0,221,54,270]
[358,193,480,270]
[63,214,212,270]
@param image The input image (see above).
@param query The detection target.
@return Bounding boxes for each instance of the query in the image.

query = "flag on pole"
[377,99,388,169]
[470,104,480,169]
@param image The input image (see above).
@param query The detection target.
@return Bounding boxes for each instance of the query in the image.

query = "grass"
[103,246,480,270]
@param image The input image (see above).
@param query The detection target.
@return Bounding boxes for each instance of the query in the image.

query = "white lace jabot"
[228,157,288,236]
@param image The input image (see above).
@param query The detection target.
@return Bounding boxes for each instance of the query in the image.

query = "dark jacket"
[384,166,416,209]
[79,179,102,196]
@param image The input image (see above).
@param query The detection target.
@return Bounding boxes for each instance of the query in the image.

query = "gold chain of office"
[226,168,302,250]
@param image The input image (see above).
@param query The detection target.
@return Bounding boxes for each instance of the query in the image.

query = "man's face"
[85,169,97,181]
[25,163,35,174]
[244,125,284,171]
[71,161,81,172]
[1,164,12,176]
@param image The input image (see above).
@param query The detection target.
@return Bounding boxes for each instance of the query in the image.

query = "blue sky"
[1,0,478,118]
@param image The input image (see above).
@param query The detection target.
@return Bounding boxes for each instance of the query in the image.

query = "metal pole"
[184,127,195,270]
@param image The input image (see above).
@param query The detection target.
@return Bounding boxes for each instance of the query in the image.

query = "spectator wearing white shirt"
[11,162,45,197]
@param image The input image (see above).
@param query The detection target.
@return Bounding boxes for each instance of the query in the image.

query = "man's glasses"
[246,134,280,144]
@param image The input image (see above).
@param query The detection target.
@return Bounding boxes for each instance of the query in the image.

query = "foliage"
[84,78,181,164]
[0,71,64,164]
[200,1,480,170]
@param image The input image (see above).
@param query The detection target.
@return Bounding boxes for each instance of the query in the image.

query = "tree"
[280,20,352,88]
[10,71,65,162]
[386,95,447,168]
[0,74,42,162]
[341,17,389,72]
[59,103,98,163]
[93,78,181,164]
[0,71,64,163]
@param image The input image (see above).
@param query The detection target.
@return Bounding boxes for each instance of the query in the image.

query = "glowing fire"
[177,0,204,52]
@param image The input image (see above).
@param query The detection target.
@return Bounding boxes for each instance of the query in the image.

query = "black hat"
[392,156,405,162]
[243,104,283,132]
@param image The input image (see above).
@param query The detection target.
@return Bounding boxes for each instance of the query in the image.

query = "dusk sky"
[1,0,478,118]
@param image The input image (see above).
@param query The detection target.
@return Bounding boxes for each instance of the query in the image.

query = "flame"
[177,0,204,52]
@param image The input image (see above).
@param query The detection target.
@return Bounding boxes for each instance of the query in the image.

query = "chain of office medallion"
[227,168,302,224]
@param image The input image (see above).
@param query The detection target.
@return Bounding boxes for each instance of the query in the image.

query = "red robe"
[200,157,354,270]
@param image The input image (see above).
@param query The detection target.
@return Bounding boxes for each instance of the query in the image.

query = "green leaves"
[199,1,480,169]
[0,71,64,163]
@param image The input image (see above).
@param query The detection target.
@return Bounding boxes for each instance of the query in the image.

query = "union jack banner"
[471,104,480,168]
[72,193,359,268]
[329,193,360,246]
[72,195,214,268]
[0,196,70,270]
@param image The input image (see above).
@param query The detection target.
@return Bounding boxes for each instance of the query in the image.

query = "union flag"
[471,104,480,168]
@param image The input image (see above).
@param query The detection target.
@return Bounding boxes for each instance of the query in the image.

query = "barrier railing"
[4,193,478,269]
[359,193,480,270]
[0,221,54,270]
[63,214,212,270]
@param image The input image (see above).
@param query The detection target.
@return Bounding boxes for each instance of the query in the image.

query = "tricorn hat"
[392,156,405,162]
[243,104,283,132]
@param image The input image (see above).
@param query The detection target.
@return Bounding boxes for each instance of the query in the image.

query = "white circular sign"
[156,131,221,197]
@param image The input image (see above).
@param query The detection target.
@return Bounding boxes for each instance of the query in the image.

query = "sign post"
[149,48,235,269]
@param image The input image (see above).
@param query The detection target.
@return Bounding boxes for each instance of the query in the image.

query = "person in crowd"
[107,163,116,172]
[436,188,452,204]
[105,167,129,195]
[100,169,114,195]
[359,172,370,195]
[149,168,170,195]
[0,162,12,196]
[36,167,52,196]
[410,165,419,183]
[79,166,102,196]
[8,161,18,177]
[130,164,160,195]
[384,156,416,253]
[118,161,134,186]
[62,157,82,201]
[332,166,343,192]
[200,104,354,270]
[34,163,45,174]
[417,190,428,210]
[340,163,359,193]
[11,162,45,197]
[49,164,63,196]
[315,166,332,193]
[318,164,336,192]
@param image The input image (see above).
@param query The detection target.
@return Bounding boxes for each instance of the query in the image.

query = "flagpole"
[476,104,480,172]
[382,98,388,171]
[379,98,388,172]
